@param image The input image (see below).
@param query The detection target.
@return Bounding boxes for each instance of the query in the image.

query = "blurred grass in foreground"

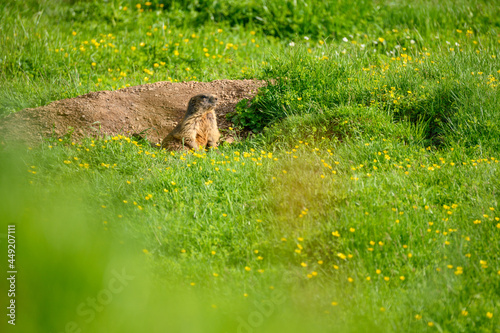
[0,148,364,333]
[1,126,499,332]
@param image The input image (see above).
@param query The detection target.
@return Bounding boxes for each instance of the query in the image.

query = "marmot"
[161,94,220,150]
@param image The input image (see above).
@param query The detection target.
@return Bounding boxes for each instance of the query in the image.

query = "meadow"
[0,0,499,332]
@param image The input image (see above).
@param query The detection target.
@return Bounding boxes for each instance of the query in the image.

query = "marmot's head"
[186,94,218,116]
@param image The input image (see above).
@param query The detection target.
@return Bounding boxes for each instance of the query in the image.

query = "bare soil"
[0,79,265,146]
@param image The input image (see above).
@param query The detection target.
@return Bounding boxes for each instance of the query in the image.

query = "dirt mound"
[0,79,265,146]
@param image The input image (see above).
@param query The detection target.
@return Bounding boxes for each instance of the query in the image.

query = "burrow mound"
[0,79,265,146]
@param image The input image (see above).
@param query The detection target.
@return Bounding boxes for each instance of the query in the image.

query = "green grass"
[1,1,500,332]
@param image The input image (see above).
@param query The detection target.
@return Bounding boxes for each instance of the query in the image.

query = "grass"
[1,1,499,332]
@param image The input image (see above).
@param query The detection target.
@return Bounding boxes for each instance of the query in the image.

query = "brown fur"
[161,94,220,150]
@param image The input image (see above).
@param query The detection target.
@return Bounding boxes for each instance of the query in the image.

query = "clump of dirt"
[0,79,265,146]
